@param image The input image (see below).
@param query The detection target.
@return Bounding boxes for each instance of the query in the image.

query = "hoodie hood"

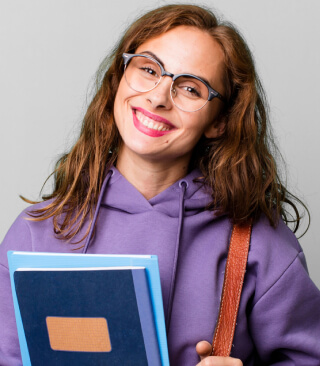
[100,166,215,217]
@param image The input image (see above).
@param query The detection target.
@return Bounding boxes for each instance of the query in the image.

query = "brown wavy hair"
[24,4,308,243]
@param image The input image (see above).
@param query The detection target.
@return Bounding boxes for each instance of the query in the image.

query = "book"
[8,251,169,366]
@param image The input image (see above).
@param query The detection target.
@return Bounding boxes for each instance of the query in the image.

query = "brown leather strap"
[212,221,252,357]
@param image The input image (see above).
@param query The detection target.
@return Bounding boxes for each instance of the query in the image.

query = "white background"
[1,0,319,288]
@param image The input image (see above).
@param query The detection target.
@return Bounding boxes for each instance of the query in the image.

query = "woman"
[1,4,320,366]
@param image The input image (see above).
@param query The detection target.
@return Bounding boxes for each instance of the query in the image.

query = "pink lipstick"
[131,107,176,137]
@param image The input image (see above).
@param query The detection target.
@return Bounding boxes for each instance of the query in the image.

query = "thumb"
[196,340,213,360]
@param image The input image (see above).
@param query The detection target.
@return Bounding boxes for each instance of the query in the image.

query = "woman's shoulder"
[11,200,55,237]
[1,207,34,268]
[0,200,70,268]
[251,214,302,258]
[247,214,308,303]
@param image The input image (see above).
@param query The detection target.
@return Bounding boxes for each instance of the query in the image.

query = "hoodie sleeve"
[0,213,33,366]
[249,251,320,365]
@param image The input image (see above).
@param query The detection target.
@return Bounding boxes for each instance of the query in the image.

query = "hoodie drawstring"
[82,169,114,254]
[166,180,188,333]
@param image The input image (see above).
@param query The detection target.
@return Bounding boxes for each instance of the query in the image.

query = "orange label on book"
[46,317,111,352]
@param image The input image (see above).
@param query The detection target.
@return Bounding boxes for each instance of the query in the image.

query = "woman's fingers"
[196,340,213,360]
[196,341,243,365]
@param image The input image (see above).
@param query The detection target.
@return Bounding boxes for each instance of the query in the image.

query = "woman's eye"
[181,85,201,97]
[187,86,200,96]
[141,67,158,77]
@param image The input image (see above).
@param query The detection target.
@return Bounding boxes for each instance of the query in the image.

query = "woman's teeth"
[135,110,170,131]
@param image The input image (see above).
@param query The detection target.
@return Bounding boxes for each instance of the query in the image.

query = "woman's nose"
[145,76,173,109]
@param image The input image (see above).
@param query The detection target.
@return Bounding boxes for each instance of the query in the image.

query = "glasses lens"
[124,56,161,93]
[171,76,209,112]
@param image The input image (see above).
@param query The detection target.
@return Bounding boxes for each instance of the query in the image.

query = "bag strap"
[212,221,252,357]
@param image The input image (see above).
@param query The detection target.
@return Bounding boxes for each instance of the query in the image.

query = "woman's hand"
[196,341,243,366]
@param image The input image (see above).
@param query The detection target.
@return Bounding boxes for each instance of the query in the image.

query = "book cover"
[8,252,169,366]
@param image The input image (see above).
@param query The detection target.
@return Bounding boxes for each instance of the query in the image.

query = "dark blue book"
[8,252,169,366]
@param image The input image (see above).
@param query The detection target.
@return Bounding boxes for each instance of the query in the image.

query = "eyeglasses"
[122,53,226,112]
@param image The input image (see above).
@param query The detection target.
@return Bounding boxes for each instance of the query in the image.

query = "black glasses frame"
[122,53,226,105]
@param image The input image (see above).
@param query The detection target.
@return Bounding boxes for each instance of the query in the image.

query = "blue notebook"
[8,251,169,366]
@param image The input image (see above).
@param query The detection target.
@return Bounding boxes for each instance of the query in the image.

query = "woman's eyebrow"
[139,51,165,66]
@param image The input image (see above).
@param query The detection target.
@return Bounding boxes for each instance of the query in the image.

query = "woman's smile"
[132,107,176,137]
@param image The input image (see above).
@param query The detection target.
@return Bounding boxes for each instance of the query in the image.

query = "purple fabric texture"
[1,167,320,365]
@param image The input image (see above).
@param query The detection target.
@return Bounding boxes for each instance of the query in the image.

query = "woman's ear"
[204,121,226,138]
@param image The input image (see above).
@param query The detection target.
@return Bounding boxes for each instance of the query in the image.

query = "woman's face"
[113,26,225,167]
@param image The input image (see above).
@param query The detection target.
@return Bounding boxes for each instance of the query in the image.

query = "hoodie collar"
[100,166,213,217]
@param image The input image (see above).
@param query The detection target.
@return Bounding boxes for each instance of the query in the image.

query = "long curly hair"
[24,4,308,243]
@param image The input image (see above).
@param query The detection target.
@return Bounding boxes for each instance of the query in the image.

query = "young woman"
[1,4,320,366]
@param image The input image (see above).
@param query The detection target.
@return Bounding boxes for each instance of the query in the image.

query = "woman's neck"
[116,149,190,200]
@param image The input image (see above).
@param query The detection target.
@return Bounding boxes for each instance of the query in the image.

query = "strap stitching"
[212,225,237,352]
[212,222,252,356]
[226,224,251,354]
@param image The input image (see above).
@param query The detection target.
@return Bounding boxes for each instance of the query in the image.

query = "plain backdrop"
[0,0,319,288]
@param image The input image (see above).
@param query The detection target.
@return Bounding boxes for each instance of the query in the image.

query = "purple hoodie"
[1,167,320,365]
